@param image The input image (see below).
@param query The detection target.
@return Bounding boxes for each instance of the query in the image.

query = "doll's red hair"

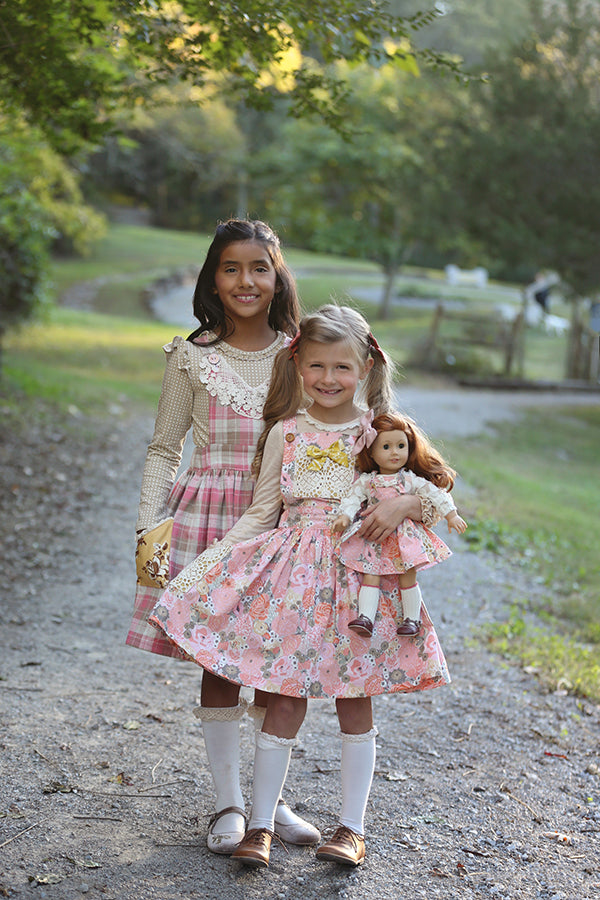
[355,411,456,490]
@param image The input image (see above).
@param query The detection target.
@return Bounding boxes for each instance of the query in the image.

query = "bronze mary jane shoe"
[231,828,274,868]
[316,825,366,867]
[348,614,373,637]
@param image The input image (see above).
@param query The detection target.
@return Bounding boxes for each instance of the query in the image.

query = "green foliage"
[436,0,600,297]
[483,606,600,704]
[0,0,460,153]
[0,119,106,336]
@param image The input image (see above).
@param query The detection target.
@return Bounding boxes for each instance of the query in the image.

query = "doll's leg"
[396,568,422,635]
[232,695,308,868]
[348,574,380,637]
[316,697,374,867]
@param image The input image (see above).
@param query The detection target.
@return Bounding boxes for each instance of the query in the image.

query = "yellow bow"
[306,439,350,471]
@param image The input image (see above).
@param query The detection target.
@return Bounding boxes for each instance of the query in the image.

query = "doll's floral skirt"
[150,499,450,699]
[337,517,452,576]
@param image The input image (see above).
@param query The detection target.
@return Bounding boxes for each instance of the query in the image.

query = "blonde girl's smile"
[296,339,373,423]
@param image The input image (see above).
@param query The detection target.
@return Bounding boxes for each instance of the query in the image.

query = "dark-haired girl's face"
[371,430,409,474]
[214,240,277,330]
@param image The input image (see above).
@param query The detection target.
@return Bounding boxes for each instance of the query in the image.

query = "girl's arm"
[221,422,285,545]
[136,338,193,533]
[357,494,423,543]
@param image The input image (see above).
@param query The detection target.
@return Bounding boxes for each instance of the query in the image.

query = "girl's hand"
[358,495,422,543]
[447,512,467,534]
[332,514,351,533]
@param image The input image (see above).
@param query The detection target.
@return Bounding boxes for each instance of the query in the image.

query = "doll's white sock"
[400,583,423,621]
[248,731,294,832]
[357,586,379,622]
[195,705,245,835]
[339,728,377,836]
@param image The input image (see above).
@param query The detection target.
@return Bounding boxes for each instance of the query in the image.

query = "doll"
[333,411,467,637]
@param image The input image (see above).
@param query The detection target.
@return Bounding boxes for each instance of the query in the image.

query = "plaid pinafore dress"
[126,340,276,658]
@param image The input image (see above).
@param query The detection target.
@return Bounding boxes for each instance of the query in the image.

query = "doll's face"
[371,429,409,475]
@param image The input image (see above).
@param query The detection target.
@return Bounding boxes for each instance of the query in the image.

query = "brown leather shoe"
[348,614,373,637]
[316,825,365,866]
[396,617,421,635]
[231,828,273,868]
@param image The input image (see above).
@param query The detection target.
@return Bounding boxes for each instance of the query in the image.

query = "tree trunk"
[378,264,399,320]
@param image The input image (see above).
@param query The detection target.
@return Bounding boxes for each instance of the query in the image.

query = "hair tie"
[288,331,301,359]
[353,409,377,456]
[368,332,384,360]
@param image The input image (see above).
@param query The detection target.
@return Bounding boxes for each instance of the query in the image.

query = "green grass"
[444,406,600,701]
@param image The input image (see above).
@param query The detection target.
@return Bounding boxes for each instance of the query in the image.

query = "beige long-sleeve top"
[136,332,287,533]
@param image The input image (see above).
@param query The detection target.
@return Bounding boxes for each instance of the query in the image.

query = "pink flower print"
[271,607,300,637]
[281,676,303,696]
[346,656,372,681]
[281,633,303,656]
[249,593,271,620]
[313,602,333,631]
[271,655,298,680]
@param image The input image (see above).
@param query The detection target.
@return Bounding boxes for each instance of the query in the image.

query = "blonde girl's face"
[296,339,373,423]
[214,240,277,330]
[371,429,409,474]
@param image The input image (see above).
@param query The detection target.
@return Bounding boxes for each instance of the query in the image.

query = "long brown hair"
[356,411,456,490]
[187,219,300,343]
[252,305,395,477]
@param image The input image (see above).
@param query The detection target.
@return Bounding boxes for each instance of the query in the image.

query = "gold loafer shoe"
[316,825,365,866]
[231,828,274,868]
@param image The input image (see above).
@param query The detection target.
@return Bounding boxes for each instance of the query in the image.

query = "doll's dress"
[336,472,452,575]
[150,418,450,699]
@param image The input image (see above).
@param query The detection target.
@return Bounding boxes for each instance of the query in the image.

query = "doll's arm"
[446,510,467,534]
[332,513,352,533]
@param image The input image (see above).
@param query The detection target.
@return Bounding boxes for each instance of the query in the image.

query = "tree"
[435,0,600,376]
[255,61,453,317]
[0,0,453,153]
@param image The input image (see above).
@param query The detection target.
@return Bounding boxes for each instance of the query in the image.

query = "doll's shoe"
[206,806,246,855]
[316,825,366,867]
[396,618,421,636]
[274,799,321,844]
[231,828,274,868]
[348,614,373,637]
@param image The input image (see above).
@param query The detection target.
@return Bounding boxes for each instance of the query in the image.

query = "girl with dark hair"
[149,306,450,869]
[333,411,467,637]
[126,219,319,854]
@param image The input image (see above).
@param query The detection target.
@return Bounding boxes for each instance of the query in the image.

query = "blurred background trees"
[2,0,599,378]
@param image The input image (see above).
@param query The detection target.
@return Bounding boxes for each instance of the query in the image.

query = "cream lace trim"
[293,441,356,500]
[168,541,233,595]
[193,701,248,721]
[194,333,286,419]
[340,726,379,742]
[301,409,365,431]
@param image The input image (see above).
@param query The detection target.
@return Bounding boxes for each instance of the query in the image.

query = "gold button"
[285,432,295,442]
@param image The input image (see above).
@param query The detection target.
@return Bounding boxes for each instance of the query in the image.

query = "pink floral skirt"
[337,517,451,576]
[150,499,450,699]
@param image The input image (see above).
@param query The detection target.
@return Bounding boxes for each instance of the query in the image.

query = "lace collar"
[301,408,366,431]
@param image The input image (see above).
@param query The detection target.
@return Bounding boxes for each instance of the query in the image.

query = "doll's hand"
[358,495,422,542]
[332,514,351,533]
[447,512,467,534]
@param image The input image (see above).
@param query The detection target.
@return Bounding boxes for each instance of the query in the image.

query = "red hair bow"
[288,331,301,358]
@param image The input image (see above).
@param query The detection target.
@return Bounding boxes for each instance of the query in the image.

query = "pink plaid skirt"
[126,466,255,657]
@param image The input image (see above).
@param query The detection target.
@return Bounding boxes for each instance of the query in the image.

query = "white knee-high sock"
[401,583,423,621]
[357,586,379,621]
[195,705,245,833]
[339,728,377,836]
[249,731,294,832]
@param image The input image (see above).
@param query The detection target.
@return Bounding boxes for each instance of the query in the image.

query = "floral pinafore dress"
[150,418,450,697]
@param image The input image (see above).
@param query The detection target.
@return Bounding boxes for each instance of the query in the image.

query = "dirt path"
[1,388,599,900]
